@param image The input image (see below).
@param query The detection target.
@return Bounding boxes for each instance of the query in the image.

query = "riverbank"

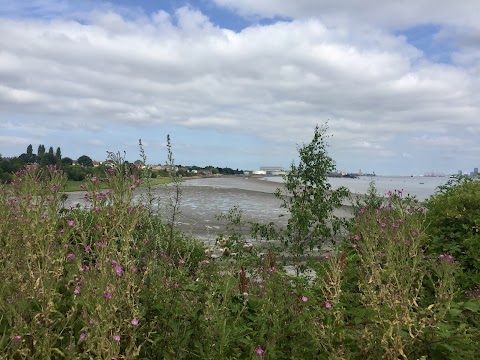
[63,175,354,242]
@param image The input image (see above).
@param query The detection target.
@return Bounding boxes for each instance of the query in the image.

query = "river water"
[264,175,449,201]
[64,175,448,243]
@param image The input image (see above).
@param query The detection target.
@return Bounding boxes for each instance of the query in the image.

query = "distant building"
[475,168,479,175]
[458,170,463,175]
[260,166,286,176]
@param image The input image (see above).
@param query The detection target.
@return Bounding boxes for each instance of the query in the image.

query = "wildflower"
[67,253,75,261]
[89,319,95,325]
[381,223,386,228]
[13,335,22,341]
[79,332,86,340]
[256,345,265,357]
[103,291,112,300]
[73,287,80,295]
[353,234,360,241]
[131,185,136,189]
[351,244,358,249]
[113,335,120,342]
[131,318,139,326]
[85,245,91,253]
[82,265,89,272]
[301,296,308,302]
[114,266,123,276]
[179,259,186,266]
[325,302,332,309]
[67,220,75,227]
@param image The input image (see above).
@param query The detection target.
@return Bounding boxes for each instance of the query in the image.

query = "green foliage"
[313,191,480,359]
[55,147,62,160]
[77,155,94,168]
[39,152,57,166]
[275,124,349,257]
[424,176,480,290]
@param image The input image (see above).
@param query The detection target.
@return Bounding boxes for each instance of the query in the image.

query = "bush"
[424,177,480,291]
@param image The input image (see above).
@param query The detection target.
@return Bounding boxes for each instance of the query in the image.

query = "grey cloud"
[0,6,479,171]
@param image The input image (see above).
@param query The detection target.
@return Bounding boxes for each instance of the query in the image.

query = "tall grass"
[1,163,478,359]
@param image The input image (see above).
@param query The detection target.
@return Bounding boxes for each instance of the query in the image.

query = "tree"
[275,124,349,259]
[77,155,93,168]
[48,146,54,155]
[37,145,45,156]
[22,144,37,163]
[40,152,57,166]
[61,157,73,166]
[55,147,62,161]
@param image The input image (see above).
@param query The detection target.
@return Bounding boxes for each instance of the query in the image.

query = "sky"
[1,0,479,175]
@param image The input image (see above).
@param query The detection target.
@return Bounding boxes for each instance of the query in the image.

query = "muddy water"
[63,176,352,243]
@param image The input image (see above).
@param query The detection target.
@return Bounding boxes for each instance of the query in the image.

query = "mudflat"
[63,176,354,242]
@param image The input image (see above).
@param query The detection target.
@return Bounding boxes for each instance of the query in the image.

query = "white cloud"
[0,5,479,172]
[212,0,480,31]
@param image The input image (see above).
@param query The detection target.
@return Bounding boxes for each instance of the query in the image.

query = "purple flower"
[89,319,95,325]
[301,296,308,302]
[353,234,360,241]
[103,291,112,300]
[67,253,75,261]
[325,302,332,309]
[73,287,80,295]
[256,346,265,357]
[131,318,139,326]
[113,335,120,342]
[85,245,91,253]
[79,332,86,340]
[13,335,22,341]
[67,220,75,227]
[114,266,123,276]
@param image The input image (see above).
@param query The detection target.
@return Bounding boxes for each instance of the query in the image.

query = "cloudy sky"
[1,0,479,175]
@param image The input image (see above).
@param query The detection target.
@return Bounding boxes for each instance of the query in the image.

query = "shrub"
[424,177,480,291]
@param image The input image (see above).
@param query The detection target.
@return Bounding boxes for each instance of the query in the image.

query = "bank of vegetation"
[0,128,479,359]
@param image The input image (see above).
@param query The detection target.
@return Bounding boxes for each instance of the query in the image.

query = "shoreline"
[63,175,354,242]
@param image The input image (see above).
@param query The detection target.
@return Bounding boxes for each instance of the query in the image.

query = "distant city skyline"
[1,1,480,175]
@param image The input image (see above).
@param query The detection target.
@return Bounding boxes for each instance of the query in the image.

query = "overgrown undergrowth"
[1,160,479,359]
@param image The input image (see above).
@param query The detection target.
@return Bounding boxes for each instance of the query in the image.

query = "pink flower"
[103,291,112,300]
[89,319,95,325]
[79,332,86,340]
[67,220,75,227]
[67,253,75,261]
[301,296,308,302]
[113,335,120,342]
[256,345,265,357]
[13,335,22,341]
[73,288,80,295]
[131,318,139,326]
[85,245,91,253]
[325,302,332,309]
[114,266,123,276]
[353,234,360,240]
[130,184,136,189]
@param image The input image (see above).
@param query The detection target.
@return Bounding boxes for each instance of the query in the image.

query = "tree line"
[0,144,95,183]
[0,144,244,183]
